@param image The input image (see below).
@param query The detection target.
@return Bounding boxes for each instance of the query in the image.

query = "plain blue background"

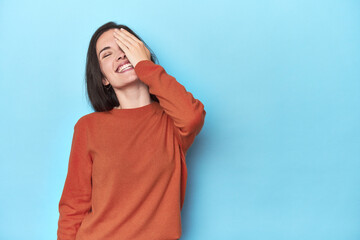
[0,0,359,239]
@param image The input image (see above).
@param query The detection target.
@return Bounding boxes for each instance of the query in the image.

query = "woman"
[57,21,206,240]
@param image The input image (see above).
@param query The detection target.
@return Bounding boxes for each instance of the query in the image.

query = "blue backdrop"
[0,0,359,239]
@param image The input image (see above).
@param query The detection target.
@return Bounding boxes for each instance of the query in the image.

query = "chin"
[114,76,141,89]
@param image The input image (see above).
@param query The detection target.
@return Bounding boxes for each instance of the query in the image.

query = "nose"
[116,49,126,61]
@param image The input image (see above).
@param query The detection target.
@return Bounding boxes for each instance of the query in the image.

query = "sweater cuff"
[134,60,156,80]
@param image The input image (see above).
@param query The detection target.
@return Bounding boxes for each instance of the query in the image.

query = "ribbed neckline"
[109,101,158,116]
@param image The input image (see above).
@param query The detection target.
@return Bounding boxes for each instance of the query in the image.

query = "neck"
[112,80,153,109]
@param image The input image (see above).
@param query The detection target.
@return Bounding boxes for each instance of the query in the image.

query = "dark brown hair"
[85,21,159,112]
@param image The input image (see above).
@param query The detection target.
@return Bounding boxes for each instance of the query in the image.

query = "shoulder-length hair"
[85,21,159,112]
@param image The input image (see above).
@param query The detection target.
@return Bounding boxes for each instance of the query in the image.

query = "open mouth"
[118,67,134,73]
[116,63,134,73]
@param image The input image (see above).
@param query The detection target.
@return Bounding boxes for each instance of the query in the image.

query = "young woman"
[57,21,206,240]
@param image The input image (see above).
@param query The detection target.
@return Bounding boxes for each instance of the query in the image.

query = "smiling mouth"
[116,63,134,73]
[118,67,134,73]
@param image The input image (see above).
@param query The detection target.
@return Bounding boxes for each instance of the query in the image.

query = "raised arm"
[134,60,206,154]
[57,118,92,240]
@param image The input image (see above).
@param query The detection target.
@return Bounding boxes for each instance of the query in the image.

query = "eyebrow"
[99,46,111,58]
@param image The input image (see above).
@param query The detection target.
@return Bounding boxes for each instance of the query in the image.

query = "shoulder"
[74,111,100,127]
[74,110,112,129]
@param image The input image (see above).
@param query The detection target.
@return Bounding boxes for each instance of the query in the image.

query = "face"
[96,29,138,89]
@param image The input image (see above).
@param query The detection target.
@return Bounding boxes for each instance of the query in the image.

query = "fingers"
[118,29,151,59]
[113,28,141,49]
[113,28,151,64]
[117,28,142,45]
[113,30,132,49]
[113,34,128,53]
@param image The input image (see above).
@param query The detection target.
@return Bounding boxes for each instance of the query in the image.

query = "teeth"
[117,63,133,73]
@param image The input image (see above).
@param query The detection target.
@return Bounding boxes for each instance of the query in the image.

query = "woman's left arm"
[134,60,206,154]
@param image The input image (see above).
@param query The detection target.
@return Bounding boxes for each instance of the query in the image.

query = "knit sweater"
[57,60,206,240]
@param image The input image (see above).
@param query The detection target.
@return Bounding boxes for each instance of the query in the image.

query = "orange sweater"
[57,60,206,240]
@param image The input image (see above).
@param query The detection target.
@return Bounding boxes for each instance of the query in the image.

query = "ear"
[102,77,110,86]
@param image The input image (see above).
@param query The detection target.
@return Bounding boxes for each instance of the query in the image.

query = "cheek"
[100,61,114,75]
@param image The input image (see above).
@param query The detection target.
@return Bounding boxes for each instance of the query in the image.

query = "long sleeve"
[134,60,206,154]
[57,118,93,240]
